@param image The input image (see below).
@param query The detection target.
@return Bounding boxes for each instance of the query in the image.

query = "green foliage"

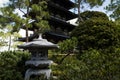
[80,11,109,21]
[0,32,7,47]
[0,50,30,80]
[74,0,105,23]
[0,16,11,27]
[0,6,24,32]
[0,25,22,50]
[87,0,105,7]
[57,37,78,54]
[75,0,105,8]
[0,48,119,80]
[105,0,120,20]
[77,48,120,80]
[0,0,50,42]
[31,0,50,33]
[51,48,120,80]
[71,11,120,51]
[51,37,78,64]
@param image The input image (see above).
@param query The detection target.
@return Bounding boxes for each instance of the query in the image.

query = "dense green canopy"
[79,11,109,21]
[71,11,120,51]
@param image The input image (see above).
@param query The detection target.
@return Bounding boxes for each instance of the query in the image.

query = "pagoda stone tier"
[19,0,77,42]
[18,35,58,80]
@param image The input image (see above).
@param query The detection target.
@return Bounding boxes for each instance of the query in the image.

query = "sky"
[0,0,9,7]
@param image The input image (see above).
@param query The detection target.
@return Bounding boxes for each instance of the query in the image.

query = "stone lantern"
[18,35,58,80]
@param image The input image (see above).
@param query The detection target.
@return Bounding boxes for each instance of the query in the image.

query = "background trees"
[0,16,21,51]
[0,0,50,42]
[105,0,120,20]
[71,11,120,51]
[73,0,105,23]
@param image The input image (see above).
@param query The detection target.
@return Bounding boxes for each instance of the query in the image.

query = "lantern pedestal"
[25,69,51,80]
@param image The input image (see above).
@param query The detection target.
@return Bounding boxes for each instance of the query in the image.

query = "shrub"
[51,48,120,80]
[0,50,30,80]
[71,11,120,51]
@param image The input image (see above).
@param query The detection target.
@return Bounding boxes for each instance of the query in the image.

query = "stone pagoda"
[18,35,58,80]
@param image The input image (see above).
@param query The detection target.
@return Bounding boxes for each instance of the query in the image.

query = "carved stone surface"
[30,49,48,60]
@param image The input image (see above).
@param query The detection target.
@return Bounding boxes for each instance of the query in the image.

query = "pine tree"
[0,0,50,42]
[74,0,105,24]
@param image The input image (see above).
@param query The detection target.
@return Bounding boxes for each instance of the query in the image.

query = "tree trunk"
[26,26,29,42]
[59,53,71,64]
[8,35,11,51]
[78,0,81,23]
[25,4,30,42]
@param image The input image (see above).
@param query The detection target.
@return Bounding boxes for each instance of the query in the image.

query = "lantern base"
[25,68,51,80]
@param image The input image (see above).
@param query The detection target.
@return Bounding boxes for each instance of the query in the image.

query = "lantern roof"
[18,34,58,49]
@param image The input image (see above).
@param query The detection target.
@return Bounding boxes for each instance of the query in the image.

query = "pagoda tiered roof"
[49,0,76,10]
[29,1,77,20]
[44,31,70,43]
[21,16,76,31]
[19,0,77,42]
[49,16,75,31]
[32,0,76,10]
[48,2,77,20]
